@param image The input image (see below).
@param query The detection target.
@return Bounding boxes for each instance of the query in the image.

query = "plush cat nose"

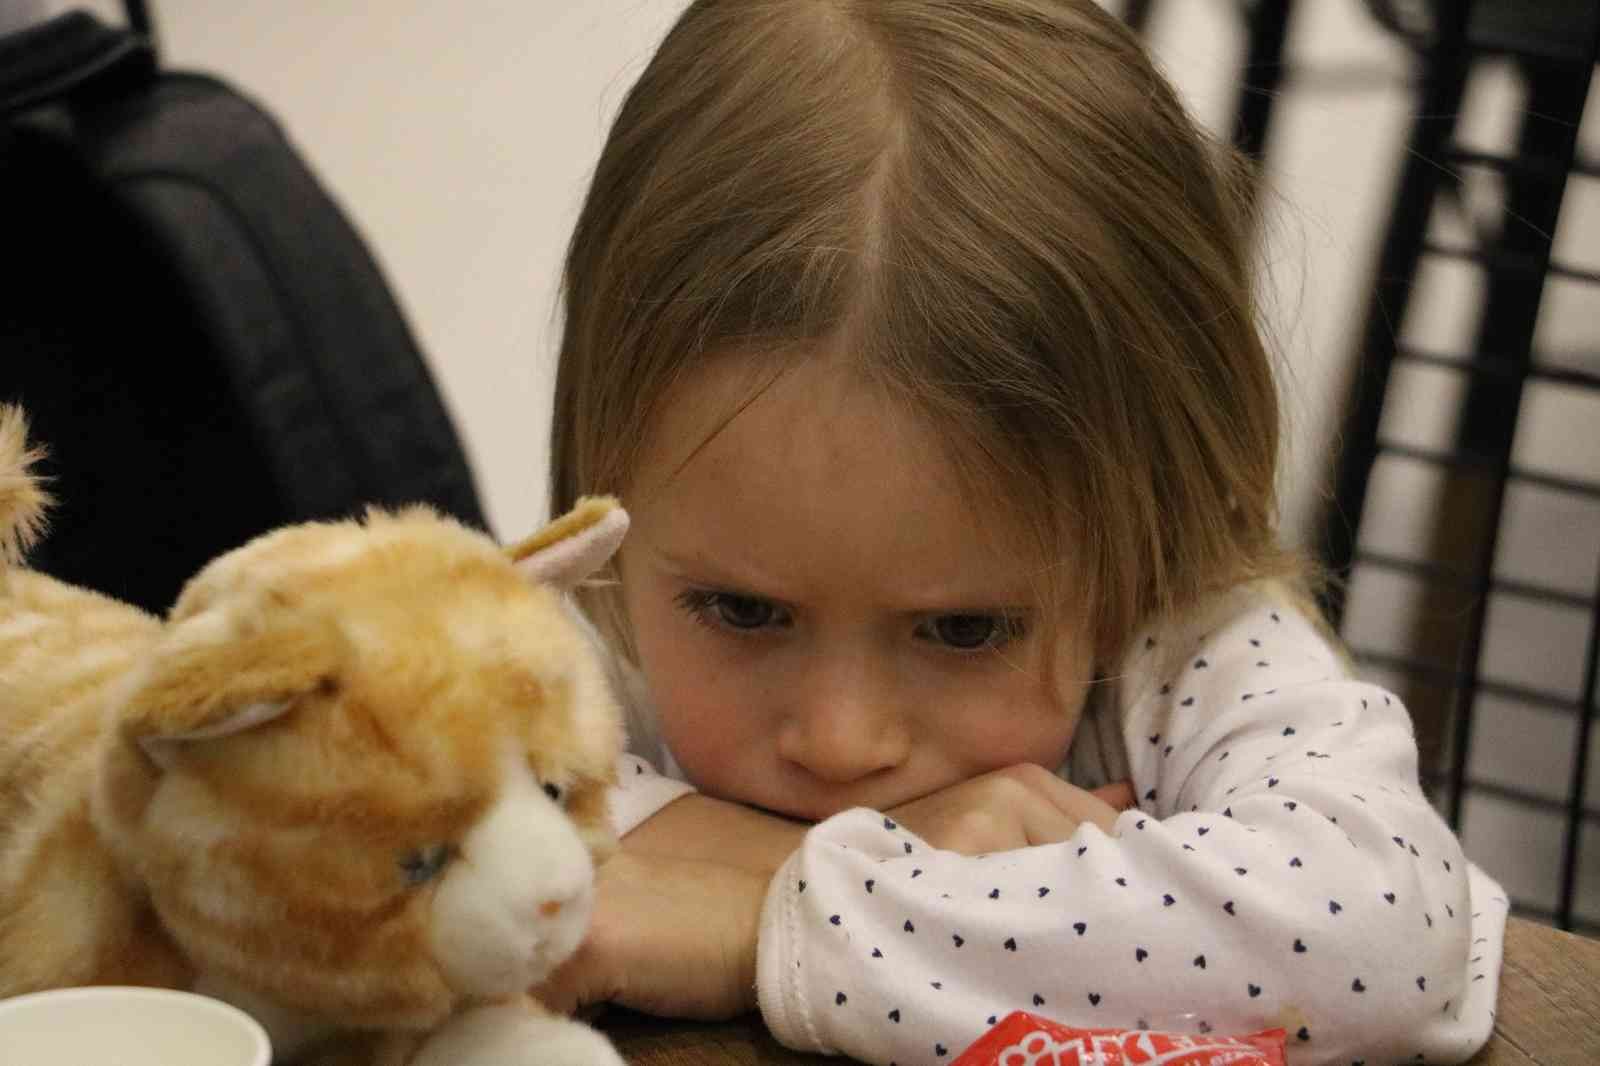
[533,883,586,921]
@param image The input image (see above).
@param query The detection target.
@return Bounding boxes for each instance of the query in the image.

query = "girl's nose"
[776,654,910,784]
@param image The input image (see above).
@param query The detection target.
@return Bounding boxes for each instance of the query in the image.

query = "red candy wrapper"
[952,1011,1288,1066]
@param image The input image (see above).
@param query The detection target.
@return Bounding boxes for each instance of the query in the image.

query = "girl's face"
[618,347,1095,822]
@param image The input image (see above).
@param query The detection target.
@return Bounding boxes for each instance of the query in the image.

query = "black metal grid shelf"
[1352,550,1595,612]
[1422,239,1600,286]
[1353,646,1592,718]
[1123,0,1600,934]
[1370,441,1600,502]
[1418,773,1599,825]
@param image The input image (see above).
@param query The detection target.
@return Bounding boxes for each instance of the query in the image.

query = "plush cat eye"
[398,843,453,886]
[543,782,564,804]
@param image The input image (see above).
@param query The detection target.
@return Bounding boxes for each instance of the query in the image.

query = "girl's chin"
[750,797,852,823]
[685,762,959,823]
[736,784,939,824]
[691,784,870,824]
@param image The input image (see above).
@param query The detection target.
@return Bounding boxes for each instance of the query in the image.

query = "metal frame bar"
[1353,550,1595,612]
[1394,347,1600,391]
[1352,647,1589,717]
[1322,6,1475,627]
[1231,0,1297,166]
[1439,55,1595,832]
[1556,543,1600,928]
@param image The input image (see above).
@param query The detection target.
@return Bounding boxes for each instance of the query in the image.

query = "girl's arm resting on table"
[537,756,774,1018]
[549,758,1131,1020]
[535,850,766,1019]
[756,596,1507,1066]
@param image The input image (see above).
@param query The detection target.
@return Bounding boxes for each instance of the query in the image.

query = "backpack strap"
[0,11,154,119]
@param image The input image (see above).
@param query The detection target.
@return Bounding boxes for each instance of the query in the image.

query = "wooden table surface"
[602,917,1599,1065]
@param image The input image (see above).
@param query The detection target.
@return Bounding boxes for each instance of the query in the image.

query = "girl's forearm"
[622,792,810,876]
[623,777,1131,875]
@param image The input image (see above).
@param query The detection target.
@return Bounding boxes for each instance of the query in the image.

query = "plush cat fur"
[0,405,628,1066]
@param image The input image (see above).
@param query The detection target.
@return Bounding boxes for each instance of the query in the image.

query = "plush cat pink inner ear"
[514,504,630,591]
[138,699,293,771]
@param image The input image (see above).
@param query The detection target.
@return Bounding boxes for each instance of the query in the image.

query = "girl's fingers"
[1026,770,1132,836]
[1092,779,1137,812]
[1008,767,1133,843]
[530,942,596,1016]
[886,767,1138,854]
[1020,801,1088,848]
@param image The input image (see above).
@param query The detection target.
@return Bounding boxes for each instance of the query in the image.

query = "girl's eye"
[919,612,1027,652]
[543,782,564,804]
[398,843,453,886]
[715,594,775,629]
[674,589,789,632]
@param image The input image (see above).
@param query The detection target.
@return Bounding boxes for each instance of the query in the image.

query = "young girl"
[539,2,1506,1064]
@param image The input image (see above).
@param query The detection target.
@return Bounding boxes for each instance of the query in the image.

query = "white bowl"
[0,986,271,1066]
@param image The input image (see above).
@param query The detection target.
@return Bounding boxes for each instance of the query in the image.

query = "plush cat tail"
[507,496,629,591]
[0,404,50,568]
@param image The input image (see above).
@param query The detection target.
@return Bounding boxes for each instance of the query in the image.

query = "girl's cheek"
[651,661,762,776]
[940,661,1086,771]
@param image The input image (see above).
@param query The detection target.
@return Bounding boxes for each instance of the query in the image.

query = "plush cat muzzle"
[429,752,598,998]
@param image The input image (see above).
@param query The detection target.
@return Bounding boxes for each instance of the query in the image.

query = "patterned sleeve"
[606,752,696,838]
[754,588,1508,1066]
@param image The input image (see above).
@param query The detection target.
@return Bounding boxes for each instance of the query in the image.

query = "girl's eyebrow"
[645,546,1035,616]
[646,546,798,600]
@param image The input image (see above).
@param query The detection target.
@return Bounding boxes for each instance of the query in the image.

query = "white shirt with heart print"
[604,584,1507,1066]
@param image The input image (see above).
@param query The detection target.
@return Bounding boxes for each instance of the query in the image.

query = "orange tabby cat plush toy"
[0,405,628,1066]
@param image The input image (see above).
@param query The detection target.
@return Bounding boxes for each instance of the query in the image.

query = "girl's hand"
[534,851,765,1020]
[885,764,1134,855]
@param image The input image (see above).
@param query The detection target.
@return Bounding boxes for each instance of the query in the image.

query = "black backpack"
[1,7,489,613]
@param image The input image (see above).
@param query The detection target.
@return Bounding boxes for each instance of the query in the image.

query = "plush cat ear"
[121,604,343,771]
[137,699,295,771]
[506,496,630,591]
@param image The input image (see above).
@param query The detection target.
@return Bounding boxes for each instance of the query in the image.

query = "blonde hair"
[551,0,1311,670]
